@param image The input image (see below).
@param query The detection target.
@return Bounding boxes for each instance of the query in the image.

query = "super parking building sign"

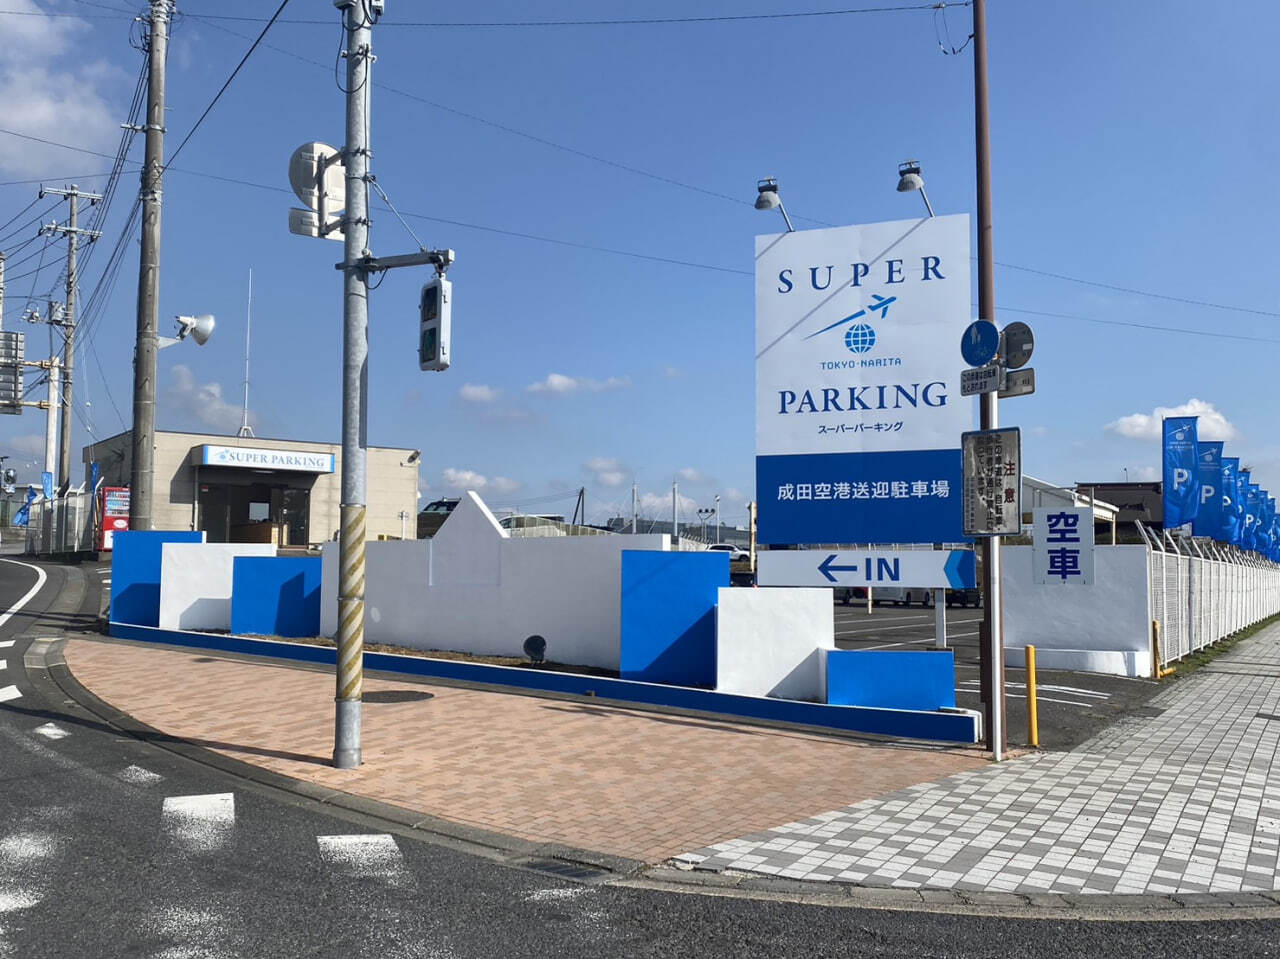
[755,215,972,544]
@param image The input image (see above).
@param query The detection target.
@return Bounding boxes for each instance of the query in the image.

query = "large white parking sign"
[755,215,972,544]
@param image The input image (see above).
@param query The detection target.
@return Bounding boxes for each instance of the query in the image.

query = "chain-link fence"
[23,488,98,556]
[1139,522,1280,667]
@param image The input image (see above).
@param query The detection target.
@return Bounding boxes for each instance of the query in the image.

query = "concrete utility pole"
[631,481,637,533]
[40,185,102,488]
[672,481,679,541]
[130,0,171,531]
[333,0,374,770]
[0,253,5,328]
[973,0,1005,760]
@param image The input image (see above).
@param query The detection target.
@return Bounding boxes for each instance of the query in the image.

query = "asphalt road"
[835,598,1164,753]
[0,559,1276,957]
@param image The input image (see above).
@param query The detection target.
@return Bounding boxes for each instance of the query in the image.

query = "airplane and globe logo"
[804,293,897,355]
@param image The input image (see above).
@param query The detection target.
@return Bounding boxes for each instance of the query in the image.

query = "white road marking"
[956,682,1096,708]
[32,723,68,740]
[0,641,11,648]
[0,831,59,866]
[0,891,39,914]
[860,630,981,650]
[119,765,163,786]
[317,834,405,879]
[0,559,47,632]
[524,887,590,902]
[162,793,235,851]
[0,686,19,703]
[0,661,6,671]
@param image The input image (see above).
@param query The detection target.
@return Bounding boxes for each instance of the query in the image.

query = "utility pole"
[631,481,637,533]
[0,253,5,328]
[130,0,171,532]
[44,357,60,480]
[333,0,374,770]
[40,185,102,489]
[672,481,679,541]
[973,0,1005,761]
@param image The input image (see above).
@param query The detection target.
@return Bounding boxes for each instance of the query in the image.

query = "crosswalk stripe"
[33,723,68,740]
[163,793,235,851]
[317,834,404,878]
[119,765,163,786]
[0,685,19,702]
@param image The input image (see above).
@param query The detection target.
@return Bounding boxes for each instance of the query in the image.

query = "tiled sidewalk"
[677,624,1280,895]
[61,639,985,863]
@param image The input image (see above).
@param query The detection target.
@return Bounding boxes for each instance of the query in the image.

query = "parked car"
[706,543,750,563]
[945,587,983,608]
[834,586,868,605]
[872,586,935,608]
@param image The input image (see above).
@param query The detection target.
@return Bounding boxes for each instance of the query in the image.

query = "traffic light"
[418,275,451,372]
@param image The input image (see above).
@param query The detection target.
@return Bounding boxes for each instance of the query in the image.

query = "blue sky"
[1,0,1278,528]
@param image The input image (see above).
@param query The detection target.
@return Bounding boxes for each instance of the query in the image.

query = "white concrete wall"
[319,492,669,670]
[159,542,276,631]
[1002,544,1153,678]
[715,587,834,701]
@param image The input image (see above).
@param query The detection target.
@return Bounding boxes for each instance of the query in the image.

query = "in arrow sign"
[818,554,859,583]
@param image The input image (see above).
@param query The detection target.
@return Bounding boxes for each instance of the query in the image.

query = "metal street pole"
[973,0,1005,760]
[129,0,171,531]
[333,0,374,769]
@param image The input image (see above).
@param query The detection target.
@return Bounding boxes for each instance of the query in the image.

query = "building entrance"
[197,478,311,545]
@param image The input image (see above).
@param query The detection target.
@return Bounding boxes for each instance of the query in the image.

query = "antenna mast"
[238,267,254,437]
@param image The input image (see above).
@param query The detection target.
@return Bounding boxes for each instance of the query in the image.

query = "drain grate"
[365,690,434,704]
[521,857,610,883]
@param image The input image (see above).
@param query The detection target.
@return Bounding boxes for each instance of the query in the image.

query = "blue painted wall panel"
[827,649,957,710]
[107,622,979,743]
[619,550,727,687]
[109,530,204,627]
[230,556,322,638]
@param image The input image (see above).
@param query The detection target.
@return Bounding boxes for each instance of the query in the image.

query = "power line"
[996,306,1280,345]
[184,3,962,28]
[995,261,1280,320]
[163,0,293,170]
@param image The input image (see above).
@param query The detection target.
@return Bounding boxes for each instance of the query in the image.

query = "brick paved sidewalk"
[61,639,986,863]
[677,623,1280,895]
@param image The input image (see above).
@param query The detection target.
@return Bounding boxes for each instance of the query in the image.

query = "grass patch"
[1164,612,1280,679]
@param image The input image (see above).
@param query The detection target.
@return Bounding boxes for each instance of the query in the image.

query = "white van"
[871,586,934,608]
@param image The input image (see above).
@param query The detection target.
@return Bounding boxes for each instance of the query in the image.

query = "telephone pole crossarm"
[336,248,454,275]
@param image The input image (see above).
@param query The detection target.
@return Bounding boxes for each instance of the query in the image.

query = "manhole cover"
[521,858,610,883]
[364,690,434,704]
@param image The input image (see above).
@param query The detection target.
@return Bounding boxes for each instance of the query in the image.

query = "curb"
[29,630,1280,920]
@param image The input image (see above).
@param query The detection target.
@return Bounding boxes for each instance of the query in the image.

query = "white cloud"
[458,383,500,403]
[1131,466,1159,481]
[7,434,46,457]
[0,2,127,177]
[1105,398,1237,441]
[722,487,747,504]
[639,490,698,518]
[527,373,631,395]
[441,468,518,494]
[676,467,708,484]
[162,365,253,433]
[584,456,627,488]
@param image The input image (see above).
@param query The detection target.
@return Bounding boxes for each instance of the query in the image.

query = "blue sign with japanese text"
[755,215,972,544]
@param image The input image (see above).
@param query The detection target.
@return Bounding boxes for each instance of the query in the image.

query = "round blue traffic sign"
[961,319,1000,367]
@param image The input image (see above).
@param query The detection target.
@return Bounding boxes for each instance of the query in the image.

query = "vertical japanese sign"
[961,427,1021,536]
[1161,416,1199,528]
[755,215,972,544]
[1032,507,1095,585]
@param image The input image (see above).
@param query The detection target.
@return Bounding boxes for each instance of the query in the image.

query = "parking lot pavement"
[832,601,1163,752]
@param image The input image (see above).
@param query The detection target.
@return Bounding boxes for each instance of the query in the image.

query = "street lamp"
[754,177,795,233]
[896,160,935,218]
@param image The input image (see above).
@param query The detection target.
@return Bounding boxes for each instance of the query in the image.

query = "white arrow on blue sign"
[757,549,977,589]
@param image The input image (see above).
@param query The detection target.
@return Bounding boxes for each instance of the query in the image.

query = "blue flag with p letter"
[1192,441,1223,538]
[1221,457,1241,544]
[1162,417,1200,528]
